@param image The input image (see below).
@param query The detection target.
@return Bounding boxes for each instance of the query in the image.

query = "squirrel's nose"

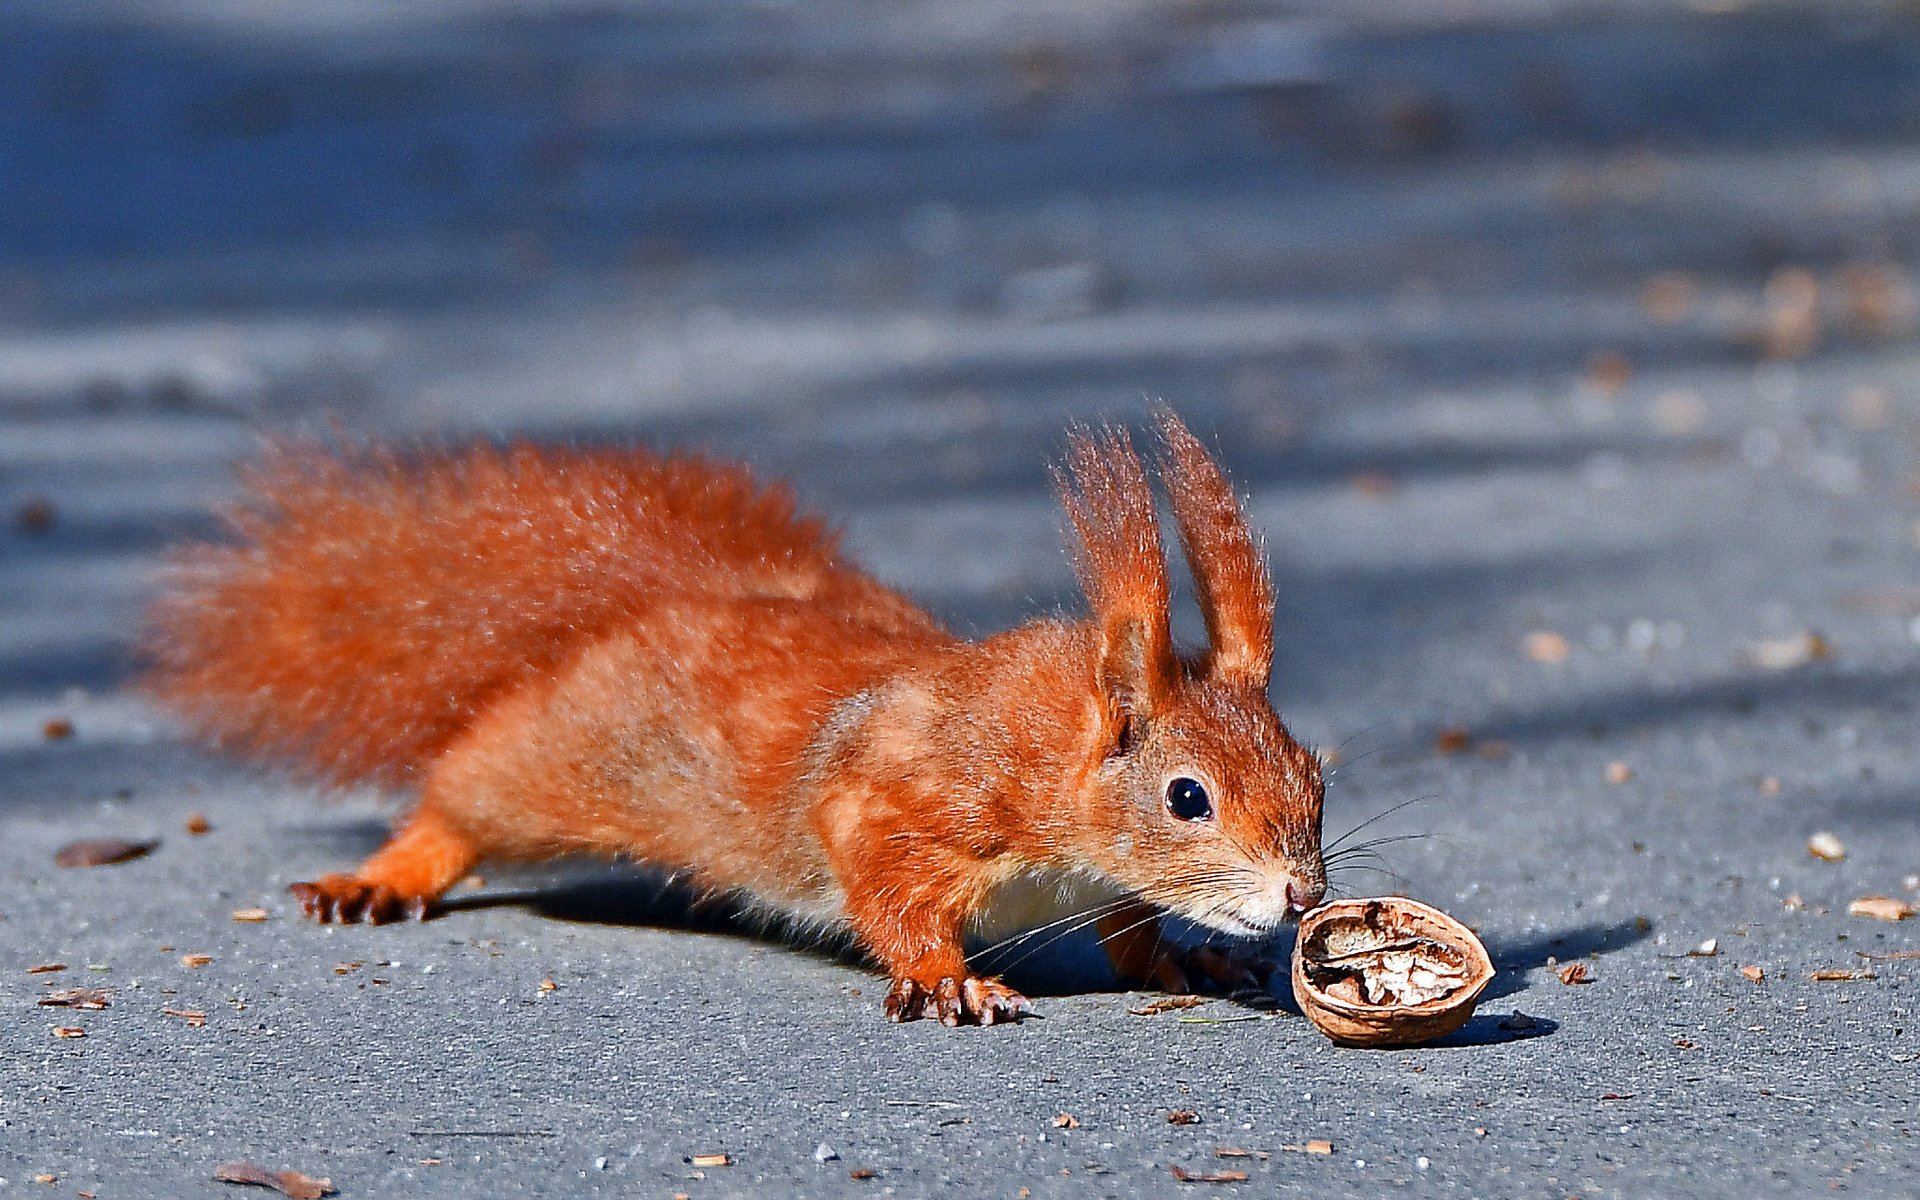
[1285,878,1325,917]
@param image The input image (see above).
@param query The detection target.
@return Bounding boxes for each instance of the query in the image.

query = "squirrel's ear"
[1155,408,1275,689]
[1055,424,1175,724]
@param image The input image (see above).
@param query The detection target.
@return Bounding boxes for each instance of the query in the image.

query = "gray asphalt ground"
[5,2,1920,1196]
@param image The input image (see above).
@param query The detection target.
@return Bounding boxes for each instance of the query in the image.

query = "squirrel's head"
[1056,412,1325,935]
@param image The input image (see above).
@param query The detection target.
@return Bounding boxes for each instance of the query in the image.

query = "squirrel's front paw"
[884,975,1032,1026]
[289,875,430,924]
[1149,943,1277,996]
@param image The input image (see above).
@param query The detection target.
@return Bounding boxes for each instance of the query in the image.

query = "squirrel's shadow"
[428,860,1649,1023]
[452,870,866,965]
[306,829,1116,992]
[442,868,1125,995]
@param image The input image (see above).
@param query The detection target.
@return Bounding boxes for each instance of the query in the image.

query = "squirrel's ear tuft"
[1054,424,1175,720]
[1155,408,1275,688]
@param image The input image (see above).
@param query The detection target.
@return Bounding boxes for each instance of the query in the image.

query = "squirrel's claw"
[290,876,431,925]
[884,975,1031,1026]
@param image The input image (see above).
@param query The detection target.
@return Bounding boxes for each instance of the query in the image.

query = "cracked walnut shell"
[1292,897,1495,1047]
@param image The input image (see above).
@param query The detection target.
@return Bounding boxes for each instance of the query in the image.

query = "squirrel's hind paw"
[290,875,431,925]
[884,975,1032,1026]
[1149,943,1277,996]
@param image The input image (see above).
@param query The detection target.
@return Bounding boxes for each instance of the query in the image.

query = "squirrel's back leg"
[290,796,479,924]
[1095,898,1277,995]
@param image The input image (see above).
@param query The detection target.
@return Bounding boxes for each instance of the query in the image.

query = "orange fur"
[1054,425,1175,724]
[141,415,1326,1025]
[1156,409,1276,687]
[143,441,931,784]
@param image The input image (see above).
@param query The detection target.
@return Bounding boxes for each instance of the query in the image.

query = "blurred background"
[6,0,1920,828]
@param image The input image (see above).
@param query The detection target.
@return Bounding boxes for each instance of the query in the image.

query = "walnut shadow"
[1477,918,1656,1001]
[1419,1011,1562,1048]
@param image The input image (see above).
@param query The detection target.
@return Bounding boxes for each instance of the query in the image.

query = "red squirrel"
[142,410,1326,1025]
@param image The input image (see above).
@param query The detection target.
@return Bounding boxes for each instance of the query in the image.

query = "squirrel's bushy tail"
[142,441,847,785]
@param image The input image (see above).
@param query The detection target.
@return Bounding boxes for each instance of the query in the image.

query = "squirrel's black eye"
[1166,776,1213,822]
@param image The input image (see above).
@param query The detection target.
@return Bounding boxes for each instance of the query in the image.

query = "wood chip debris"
[1807,832,1847,862]
[1280,1140,1334,1155]
[1523,631,1571,664]
[53,838,157,868]
[1739,965,1766,983]
[1348,471,1397,499]
[186,812,212,835]
[1169,1165,1249,1183]
[1749,631,1830,671]
[1556,962,1592,985]
[1604,761,1633,785]
[164,1008,208,1027]
[1051,1114,1079,1129]
[211,1161,336,1199]
[42,717,75,740]
[1688,939,1721,958]
[1214,1148,1271,1160]
[1835,584,1920,614]
[1167,1110,1201,1125]
[1847,896,1915,922]
[27,963,66,975]
[51,1026,86,1039]
[180,953,214,968]
[231,908,270,923]
[1810,968,1876,982]
[849,1168,878,1180]
[1583,350,1633,395]
[1640,273,1698,325]
[1129,994,1210,1016]
[689,1154,730,1168]
[37,988,110,1009]
[1654,388,1707,435]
